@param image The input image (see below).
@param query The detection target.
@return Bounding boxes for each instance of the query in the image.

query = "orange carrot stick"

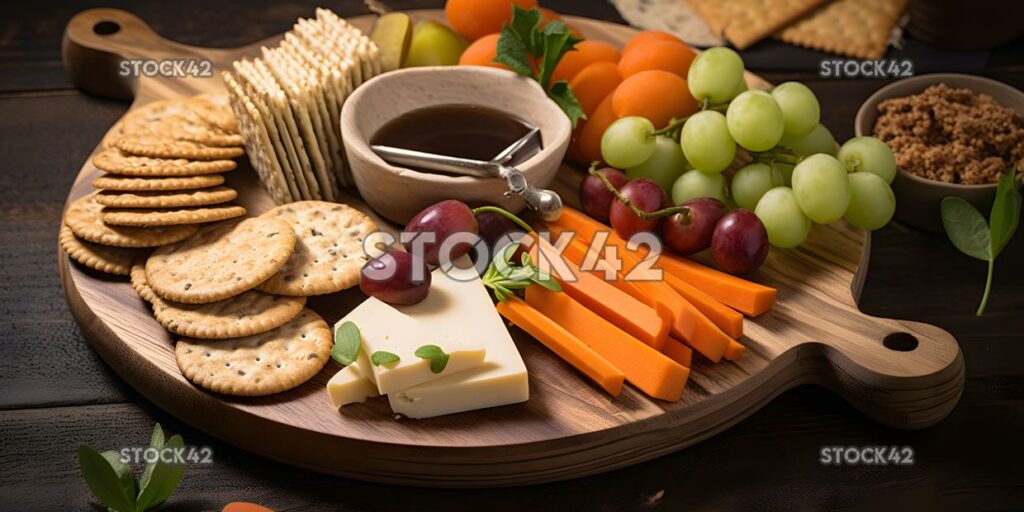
[526,285,689,401]
[662,338,693,368]
[725,339,747,361]
[663,272,744,338]
[496,297,625,396]
[527,235,671,349]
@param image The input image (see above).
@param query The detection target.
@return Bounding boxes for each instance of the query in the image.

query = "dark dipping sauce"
[371,105,534,162]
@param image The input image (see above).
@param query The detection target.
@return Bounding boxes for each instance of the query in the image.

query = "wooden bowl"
[341,66,572,224]
[855,73,1024,233]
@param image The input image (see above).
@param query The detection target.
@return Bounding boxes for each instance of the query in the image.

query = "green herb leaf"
[135,434,185,511]
[494,24,535,76]
[370,351,400,366]
[137,423,164,508]
[414,344,450,373]
[530,272,563,292]
[331,321,362,366]
[101,450,137,507]
[989,170,1021,258]
[78,444,137,512]
[537,22,580,89]
[548,81,587,128]
[941,197,991,261]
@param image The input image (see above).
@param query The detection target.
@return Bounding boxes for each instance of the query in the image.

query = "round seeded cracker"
[257,201,378,296]
[116,137,244,160]
[60,225,147,276]
[64,194,197,248]
[95,187,238,209]
[102,204,247,227]
[93,173,225,192]
[146,217,297,304]
[92,148,236,177]
[175,308,332,396]
[130,263,158,302]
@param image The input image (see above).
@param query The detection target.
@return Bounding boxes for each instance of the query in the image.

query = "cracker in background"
[145,217,296,304]
[64,194,198,247]
[777,0,909,59]
[93,148,236,177]
[257,201,376,296]
[120,96,243,148]
[116,137,244,161]
[93,173,225,192]
[174,308,332,396]
[95,186,238,209]
[101,204,246,227]
[610,0,725,47]
[60,225,146,276]
[223,71,292,204]
[688,0,827,49]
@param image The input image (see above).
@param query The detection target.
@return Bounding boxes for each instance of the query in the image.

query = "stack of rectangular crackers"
[61,95,248,276]
[223,8,382,205]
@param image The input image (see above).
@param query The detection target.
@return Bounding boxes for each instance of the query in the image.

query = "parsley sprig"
[494,6,586,127]
[483,242,561,302]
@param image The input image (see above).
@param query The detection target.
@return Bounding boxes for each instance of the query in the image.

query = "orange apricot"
[611,70,699,128]
[623,30,684,55]
[569,61,622,116]
[446,0,540,42]
[223,503,274,512]
[458,33,509,69]
[577,94,620,165]
[551,40,621,84]
[617,40,697,79]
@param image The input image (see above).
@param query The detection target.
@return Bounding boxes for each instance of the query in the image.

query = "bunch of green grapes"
[598,46,898,250]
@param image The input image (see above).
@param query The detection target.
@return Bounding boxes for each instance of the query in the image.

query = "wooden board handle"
[61,8,212,100]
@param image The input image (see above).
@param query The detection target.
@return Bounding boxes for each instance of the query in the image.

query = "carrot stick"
[496,297,625,396]
[663,272,744,338]
[662,338,693,368]
[526,234,670,349]
[550,207,776,316]
[547,221,732,362]
[725,339,747,361]
[526,285,689,401]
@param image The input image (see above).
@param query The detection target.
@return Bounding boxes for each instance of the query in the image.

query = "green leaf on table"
[101,450,137,507]
[370,351,400,367]
[414,344,450,373]
[135,434,185,511]
[78,444,137,512]
[989,169,1021,258]
[548,81,587,128]
[137,423,164,509]
[941,196,991,261]
[331,321,362,366]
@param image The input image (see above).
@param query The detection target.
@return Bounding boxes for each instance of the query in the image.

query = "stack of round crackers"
[61,95,250,276]
[127,201,378,397]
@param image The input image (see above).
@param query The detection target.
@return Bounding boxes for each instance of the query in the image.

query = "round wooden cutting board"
[59,8,965,487]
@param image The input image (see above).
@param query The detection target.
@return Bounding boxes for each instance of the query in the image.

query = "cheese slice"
[388,257,529,419]
[326,349,378,408]
[337,297,487,394]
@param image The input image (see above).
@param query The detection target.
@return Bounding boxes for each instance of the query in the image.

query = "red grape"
[476,210,525,252]
[403,199,479,266]
[662,197,726,255]
[360,251,432,305]
[580,167,629,223]
[610,178,665,238]
[711,209,769,275]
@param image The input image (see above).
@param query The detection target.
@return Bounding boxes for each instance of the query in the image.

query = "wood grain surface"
[53,8,968,487]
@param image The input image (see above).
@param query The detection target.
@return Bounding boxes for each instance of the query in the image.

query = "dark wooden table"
[2,1,1022,510]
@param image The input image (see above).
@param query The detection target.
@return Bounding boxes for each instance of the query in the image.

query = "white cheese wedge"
[387,257,529,419]
[337,298,487,394]
[326,349,378,408]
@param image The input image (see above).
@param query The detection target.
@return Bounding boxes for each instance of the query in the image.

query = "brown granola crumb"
[873,83,1024,185]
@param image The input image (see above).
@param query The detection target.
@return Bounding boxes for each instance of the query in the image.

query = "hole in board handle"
[93,21,121,35]
[883,332,918,352]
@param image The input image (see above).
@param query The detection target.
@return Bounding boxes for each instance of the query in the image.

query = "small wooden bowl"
[854,73,1024,233]
[341,66,572,224]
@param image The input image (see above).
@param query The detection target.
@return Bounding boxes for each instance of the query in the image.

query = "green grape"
[754,186,811,248]
[726,90,784,152]
[671,169,727,204]
[791,154,851,224]
[773,161,795,186]
[627,136,689,194]
[837,136,898,184]
[680,110,735,174]
[601,116,657,169]
[731,162,784,210]
[771,82,820,139]
[778,123,836,156]
[844,172,896,230]
[687,47,745,105]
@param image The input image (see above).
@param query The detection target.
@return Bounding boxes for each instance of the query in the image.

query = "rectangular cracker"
[688,0,828,49]
[776,0,910,60]
[222,71,292,203]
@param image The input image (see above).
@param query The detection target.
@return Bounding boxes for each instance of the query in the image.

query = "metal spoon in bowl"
[370,127,563,221]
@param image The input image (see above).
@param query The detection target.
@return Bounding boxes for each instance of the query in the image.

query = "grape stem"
[471,205,534,233]
[649,99,732,138]
[754,147,803,166]
[588,163,691,223]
